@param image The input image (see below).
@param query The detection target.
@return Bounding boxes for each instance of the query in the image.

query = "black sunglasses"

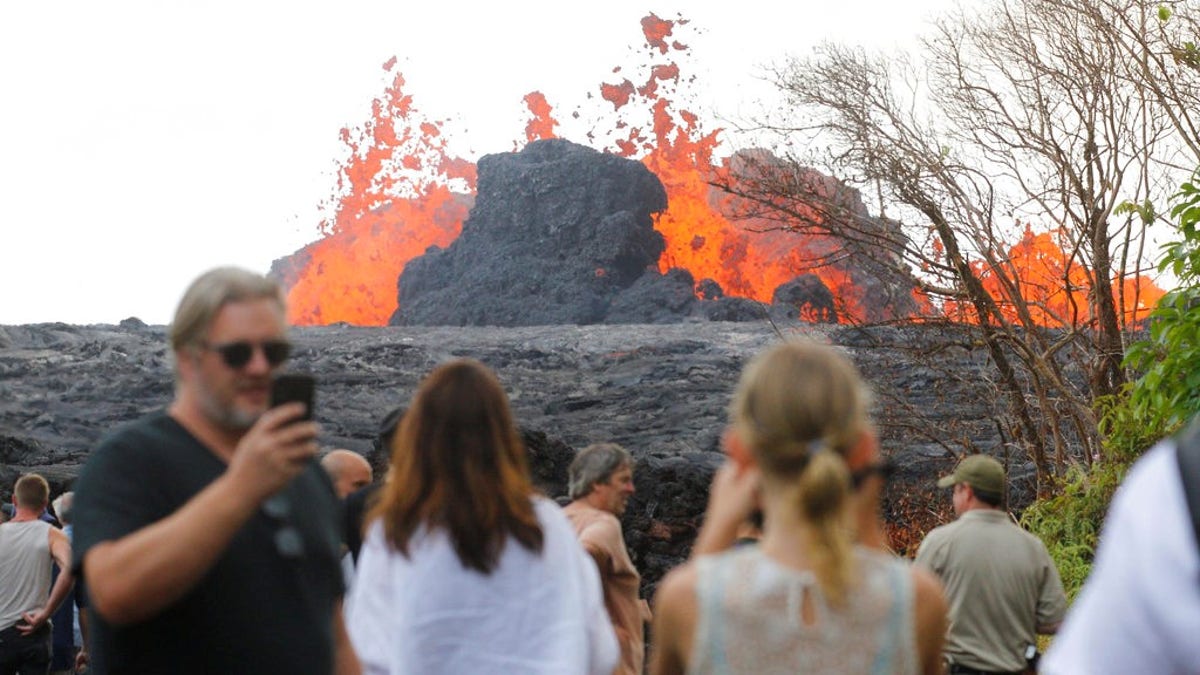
[262,493,304,559]
[850,458,897,489]
[199,340,291,369]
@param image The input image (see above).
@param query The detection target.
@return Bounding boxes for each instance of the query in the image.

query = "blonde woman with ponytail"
[649,340,948,674]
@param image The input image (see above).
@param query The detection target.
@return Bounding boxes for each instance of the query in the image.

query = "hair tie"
[763,438,825,474]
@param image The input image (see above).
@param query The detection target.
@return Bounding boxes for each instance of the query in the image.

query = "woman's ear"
[845,427,880,473]
[722,427,755,469]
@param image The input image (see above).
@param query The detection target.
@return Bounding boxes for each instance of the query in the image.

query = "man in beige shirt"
[916,454,1067,675]
[564,443,650,675]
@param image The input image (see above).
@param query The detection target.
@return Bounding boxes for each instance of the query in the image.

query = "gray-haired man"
[564,443,650,675]
[71,267,358,674]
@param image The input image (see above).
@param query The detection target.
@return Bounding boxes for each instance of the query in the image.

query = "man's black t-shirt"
[72,412,344,675]
[342,483,380,564]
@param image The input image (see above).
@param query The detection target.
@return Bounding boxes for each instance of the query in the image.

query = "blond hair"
[730,340,871,605]
[15,473,50,510]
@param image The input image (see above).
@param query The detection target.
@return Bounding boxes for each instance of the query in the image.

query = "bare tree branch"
[716,0,1200,489]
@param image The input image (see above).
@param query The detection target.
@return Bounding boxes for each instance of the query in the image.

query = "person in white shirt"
[345,358,617,675]
[1040,437,1200,674]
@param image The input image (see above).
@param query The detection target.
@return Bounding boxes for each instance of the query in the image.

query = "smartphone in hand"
[270,373,316,421]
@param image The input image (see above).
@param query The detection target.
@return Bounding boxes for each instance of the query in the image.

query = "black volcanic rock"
[702,296,768,322]
[696,279,723,301]
[604,268,701,324]
[392,139,668,326]
[773,274,838,323]
[523,428,576,497]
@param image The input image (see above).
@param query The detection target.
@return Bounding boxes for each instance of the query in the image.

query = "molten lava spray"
[507,13,872,320]
[284,65,474,326]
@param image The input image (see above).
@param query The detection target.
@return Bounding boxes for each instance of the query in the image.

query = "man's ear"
[722,427,756,469]
[845,428,880,473]
[175,347,198,379]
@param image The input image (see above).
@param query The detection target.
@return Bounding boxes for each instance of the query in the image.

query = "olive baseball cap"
[936,454,1005,494]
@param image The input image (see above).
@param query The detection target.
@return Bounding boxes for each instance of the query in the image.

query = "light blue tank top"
[688,545,918,674]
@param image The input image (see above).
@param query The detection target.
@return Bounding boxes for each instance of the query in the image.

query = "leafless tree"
[718,0,1200,487]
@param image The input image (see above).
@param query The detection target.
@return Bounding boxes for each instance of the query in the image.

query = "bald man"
[320,450,373,499]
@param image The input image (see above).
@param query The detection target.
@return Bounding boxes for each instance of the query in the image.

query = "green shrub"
[1020,459,1129,602]
[1124,173,1200,431]
[1023,170,1200,601]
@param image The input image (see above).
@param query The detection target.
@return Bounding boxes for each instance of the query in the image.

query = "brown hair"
[730,340,871,606]
[15,473,50,510]
[368,359,543,573]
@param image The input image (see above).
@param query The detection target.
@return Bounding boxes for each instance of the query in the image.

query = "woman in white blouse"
[346,358,617,674]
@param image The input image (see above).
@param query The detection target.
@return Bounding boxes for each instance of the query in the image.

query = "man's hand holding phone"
[270,373,316,422]
[229,373,320,500]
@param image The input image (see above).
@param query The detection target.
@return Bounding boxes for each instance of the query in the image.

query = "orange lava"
[942,224,1165,328]
[285,65,474,326]
[522,92,558,144]
[598,15,868,320]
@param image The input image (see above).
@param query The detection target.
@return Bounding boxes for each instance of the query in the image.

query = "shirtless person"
[564,443,651,675]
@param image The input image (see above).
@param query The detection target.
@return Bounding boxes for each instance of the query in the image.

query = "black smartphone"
[270,373,316,421]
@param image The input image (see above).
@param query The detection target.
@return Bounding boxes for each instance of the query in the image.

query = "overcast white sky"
[0,1,957,325]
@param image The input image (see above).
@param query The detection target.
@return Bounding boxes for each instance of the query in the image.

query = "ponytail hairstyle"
[368,358,543,574]
[730,340,872,606]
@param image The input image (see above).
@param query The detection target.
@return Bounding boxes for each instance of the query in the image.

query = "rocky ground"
[0,318,1035,593]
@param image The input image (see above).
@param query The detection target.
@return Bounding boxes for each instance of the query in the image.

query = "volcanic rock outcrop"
[393,139,670,326]
[0,319,1057,593]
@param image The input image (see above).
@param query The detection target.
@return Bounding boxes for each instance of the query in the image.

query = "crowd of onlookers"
[3,265,1199,674]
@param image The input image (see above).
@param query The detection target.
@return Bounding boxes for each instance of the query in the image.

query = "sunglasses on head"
[850,457,897,489]
[199,340,291,369]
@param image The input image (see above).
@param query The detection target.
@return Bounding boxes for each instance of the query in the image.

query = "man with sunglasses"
[71,267,358,674]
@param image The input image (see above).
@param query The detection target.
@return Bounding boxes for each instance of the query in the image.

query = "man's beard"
[198,386,260,432]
